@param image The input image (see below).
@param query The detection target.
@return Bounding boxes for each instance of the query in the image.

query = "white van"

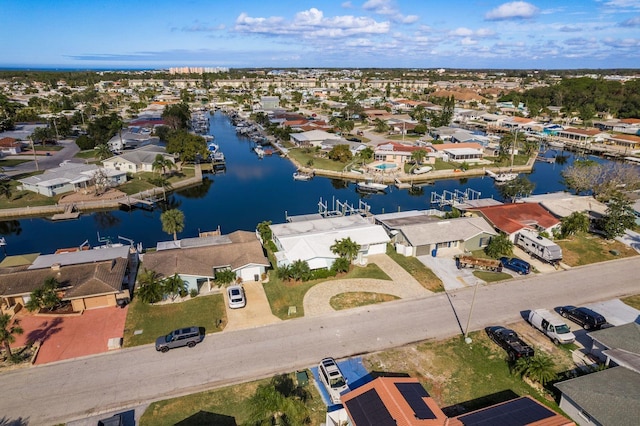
[528,309,576,344]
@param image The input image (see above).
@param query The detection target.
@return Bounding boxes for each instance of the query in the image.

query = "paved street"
[0,256,638,425]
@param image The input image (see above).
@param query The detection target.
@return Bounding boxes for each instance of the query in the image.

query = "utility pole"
[464,280,480,344]
[29,136,39,171]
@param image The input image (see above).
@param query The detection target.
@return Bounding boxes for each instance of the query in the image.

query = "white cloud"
[603,0,640,8]
[449,27,495,37]
[234,9,390,38]
[362,0,419,24]
[341,1,354,8]
[485,1,539,21]
[619,16,640,26]
[460,37,477,45]
[602,37,640,48]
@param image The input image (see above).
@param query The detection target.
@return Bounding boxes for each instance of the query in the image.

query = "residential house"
[518,192,608,224]
[270,214,390,270]
[106,130,159,152]
[0,137,22,155]
[18,162,127,197]
[141,231,270,293]
[102,145,175,174]
[469,203,561,240]
[289,130,342,147]
[553,322,640,425]
[377,213,497,257]
[0,245,135,314]
[333,376,572,426]
[555,367,640,426]
[320,139,368,156]
[431,143,485,162]
[374,141,430,166]
[260,96,280,110]
[556,128,608,144]
[604,133,640,150]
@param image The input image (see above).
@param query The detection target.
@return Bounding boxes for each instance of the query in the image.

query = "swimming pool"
[373,162,397,170]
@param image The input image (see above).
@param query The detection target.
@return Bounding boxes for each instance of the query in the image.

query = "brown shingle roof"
[142,231,269,278]
[0,258,127,298]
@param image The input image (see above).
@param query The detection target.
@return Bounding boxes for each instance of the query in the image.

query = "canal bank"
[0,111,607,255]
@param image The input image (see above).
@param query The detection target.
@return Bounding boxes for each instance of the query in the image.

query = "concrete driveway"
[223,281,281,331]
[417,254,486,291]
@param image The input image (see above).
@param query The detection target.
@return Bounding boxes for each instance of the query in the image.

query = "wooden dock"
[51,204,80,221]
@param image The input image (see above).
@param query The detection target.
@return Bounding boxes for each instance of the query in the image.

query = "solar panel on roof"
[395,382,437,420]
[344,389,396,426]
[457,397,556,426]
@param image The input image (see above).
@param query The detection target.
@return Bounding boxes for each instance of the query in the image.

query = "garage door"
[415,244,432,257]
[83,295,111,310]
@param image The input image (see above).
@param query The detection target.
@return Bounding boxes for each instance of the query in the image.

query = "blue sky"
[1,0,639,69]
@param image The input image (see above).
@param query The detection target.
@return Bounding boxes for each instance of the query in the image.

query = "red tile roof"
[472,203,559,234]
[432,142,484,151]
[0,137,19,147]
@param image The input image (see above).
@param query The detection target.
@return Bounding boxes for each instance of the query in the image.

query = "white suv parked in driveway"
[227,285,246,309]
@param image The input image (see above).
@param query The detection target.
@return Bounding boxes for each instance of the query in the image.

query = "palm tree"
[289,260,311,282]
[214,269,237,286]
[0,179,12,201]
[152,154,176,176]
[513,352,557,385]
[411,149,427,165]
[0,314,23,361]
[330,237,361,263]
[94,143,112,161]
[163,274,187,301]
[136,268,164,304]
[246,377,309,426]
[25,276,62,312]
[161,209,185,241]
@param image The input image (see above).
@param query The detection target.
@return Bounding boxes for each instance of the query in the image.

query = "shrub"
[312,268,337,280]
[189,289,198,298]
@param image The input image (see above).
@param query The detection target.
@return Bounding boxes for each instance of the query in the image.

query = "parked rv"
[515,229,562,264]
[528,309,576,345]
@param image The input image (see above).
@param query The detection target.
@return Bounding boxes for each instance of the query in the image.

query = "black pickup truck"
[485,326,535,361]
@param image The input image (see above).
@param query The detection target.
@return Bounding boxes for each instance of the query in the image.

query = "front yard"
[386,245,444,292]
[364,324,575,415]
[263,263,391,320]
[123,294,226,347]
[557,233,638,266]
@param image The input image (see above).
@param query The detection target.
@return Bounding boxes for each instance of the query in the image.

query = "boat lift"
[429,188,481,207]
[318,197,371,217]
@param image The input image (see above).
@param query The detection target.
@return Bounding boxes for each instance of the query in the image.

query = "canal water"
[0,111,604,255]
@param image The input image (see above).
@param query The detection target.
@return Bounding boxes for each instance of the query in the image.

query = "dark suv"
[155,326,204,352]
[557,306,606,330]
[500,257,531,275]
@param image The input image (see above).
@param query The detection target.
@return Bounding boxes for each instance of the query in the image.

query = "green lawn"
[140,371,327,426]
[286,148,350,172]
[622,294,640,310]
[365,330,572,414]
[0,159,31,167]
[74,149,96,159]
[118,178,156,195]
[34,145,64,151]
[122,294,226,347]
[330,292,400,310]
[263,263,392,320]
[0,172,59,209]
[385,245,444,292]
[557,233,638,266]
[473,271,513,282]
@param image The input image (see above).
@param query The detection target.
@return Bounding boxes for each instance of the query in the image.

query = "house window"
[578,409,593,422]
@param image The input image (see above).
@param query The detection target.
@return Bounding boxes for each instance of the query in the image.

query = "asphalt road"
[1,256,638,425]
[4,139,81,177]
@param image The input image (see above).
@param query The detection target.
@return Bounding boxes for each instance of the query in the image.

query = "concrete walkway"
[303,254,431,317]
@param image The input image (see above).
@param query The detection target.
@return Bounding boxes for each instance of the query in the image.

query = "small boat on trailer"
[413,166,433,175]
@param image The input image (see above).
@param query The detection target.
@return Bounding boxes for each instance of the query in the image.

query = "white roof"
[519,192,608,218]
[18,163,125,188]
[443,147,483,155]
[271,215,390,265]
[290,130,337,142]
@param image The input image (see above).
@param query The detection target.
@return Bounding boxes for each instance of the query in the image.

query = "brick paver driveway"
[11,306,128,364]
[303,254,431,317]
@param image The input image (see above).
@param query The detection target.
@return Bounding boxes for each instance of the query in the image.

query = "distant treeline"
[500,77,640,119]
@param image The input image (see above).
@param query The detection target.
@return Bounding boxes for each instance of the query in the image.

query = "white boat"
[413,166,433,175]
[494,172,518,182]
[254,147,265,158]
[293,172,313,181]
[357,180,388,192]
[486,169,518,183]
[547,140,565,149]
[207,142,219,153]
